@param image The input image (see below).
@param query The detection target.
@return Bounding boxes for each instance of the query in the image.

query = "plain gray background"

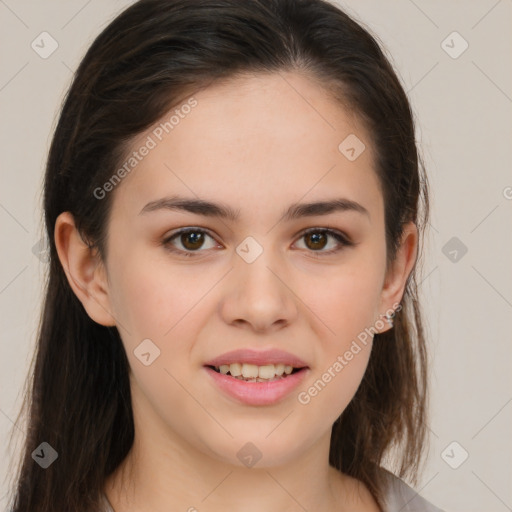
[1,1,511,511]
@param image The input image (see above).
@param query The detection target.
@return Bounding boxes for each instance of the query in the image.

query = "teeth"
[242,363,259,379]
[229,363,242,377]
[258,364,276,379]
[213,362,300,380]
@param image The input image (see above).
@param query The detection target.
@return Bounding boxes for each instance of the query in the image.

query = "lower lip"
[204,366,309,406]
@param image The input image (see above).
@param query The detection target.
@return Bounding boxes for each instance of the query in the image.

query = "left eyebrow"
[138,195,370,221]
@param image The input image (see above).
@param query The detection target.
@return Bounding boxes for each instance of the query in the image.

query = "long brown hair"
[7,0,430,510]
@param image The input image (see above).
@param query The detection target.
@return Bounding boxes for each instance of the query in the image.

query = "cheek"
[293,251,384,417]
[108,246,207,339]
[106,245,224,393]
[295,273,377,429]
[301,254,386,342]
[107,249,206,408]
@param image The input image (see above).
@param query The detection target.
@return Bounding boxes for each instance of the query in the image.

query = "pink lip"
[204,366,309,406]
[203,348,309,368]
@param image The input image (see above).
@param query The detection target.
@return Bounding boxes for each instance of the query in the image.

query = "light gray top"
[100,468,445,512]
[379,468,445,512]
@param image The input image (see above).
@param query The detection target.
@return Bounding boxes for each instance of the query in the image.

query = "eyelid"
[298,226,352,244]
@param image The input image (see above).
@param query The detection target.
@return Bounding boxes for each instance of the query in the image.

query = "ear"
[377,221,418,333]
[54,211,116,326]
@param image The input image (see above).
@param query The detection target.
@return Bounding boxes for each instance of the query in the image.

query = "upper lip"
[204,348,309,368]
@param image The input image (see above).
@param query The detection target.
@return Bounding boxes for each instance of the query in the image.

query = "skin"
[55,71,417,512]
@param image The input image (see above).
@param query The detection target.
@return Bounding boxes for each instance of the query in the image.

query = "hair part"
[7,0,430,510]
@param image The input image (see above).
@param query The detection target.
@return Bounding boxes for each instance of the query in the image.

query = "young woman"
[8,0,445,510]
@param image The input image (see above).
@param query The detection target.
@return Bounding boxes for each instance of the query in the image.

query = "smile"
[210,362,301,381]
[204,365,309,406]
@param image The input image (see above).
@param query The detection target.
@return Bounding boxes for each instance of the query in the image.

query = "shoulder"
[379,467,445,512]
[100,492,115,512]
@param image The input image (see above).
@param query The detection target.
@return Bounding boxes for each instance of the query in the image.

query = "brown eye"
[295,228,353,255]
[163,228,218,257]
[180,231,206,250]
[303,231,328,251]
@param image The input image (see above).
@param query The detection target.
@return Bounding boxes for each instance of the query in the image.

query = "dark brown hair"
[7,0,430,510]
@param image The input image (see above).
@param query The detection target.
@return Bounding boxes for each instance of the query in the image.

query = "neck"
[103,378,380,512]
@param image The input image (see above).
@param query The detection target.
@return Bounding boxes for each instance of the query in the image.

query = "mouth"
[206,363,305,382]
[202,348,310,405]
[203,363,310,406]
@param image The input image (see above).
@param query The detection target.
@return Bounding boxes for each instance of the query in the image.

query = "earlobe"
[54,212,116,327]
[377,222,418,333]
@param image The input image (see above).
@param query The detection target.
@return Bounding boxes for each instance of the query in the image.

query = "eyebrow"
[139,195,369,221]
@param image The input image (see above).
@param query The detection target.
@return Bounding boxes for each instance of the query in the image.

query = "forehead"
[109,71,382,224]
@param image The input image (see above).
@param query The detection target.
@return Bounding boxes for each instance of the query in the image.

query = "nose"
[219,249,298,334]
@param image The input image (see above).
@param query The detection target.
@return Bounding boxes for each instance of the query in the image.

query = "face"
[63,71,412,469]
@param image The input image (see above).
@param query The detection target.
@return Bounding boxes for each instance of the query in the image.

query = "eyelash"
[161,227,354,258]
